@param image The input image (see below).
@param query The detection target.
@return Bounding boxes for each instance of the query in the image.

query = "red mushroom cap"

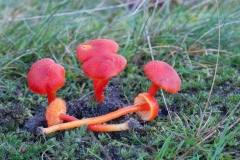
[144,60,181,94]
[76,39,119,63]
[82,54,127,80]
[27,58,66,95]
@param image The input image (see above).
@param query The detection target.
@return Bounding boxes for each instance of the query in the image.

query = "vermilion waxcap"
[144,60,181,94]
[82,54,126,80]
[27,58,65,94]
[76,39,119,63]
[27,58,66,103]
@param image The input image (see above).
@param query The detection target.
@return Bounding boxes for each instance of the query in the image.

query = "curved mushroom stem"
[58,114,130,132]
[38,103,149,134]
[59,113,78,122]
[59,113,130,132]
[93,79,109,103]
[58,114,129,132]
[87,122,129,132]
[47,91,56,104]
[87,118,140,132]
[147,83,159,96]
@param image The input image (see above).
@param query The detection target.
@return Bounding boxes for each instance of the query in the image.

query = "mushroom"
[82,54,127,102]
[46,99,139,132]
[144,60,181,96]
[76,39,119,63]
[37,92,159,134]
[45,98,78,127]
[27,58,66,104]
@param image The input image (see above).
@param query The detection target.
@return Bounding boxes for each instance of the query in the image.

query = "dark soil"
[66,84,128,119]
[24,108,47,134]
[23,80,139,135]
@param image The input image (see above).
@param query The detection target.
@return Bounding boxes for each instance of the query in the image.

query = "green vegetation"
[0,0,239,159]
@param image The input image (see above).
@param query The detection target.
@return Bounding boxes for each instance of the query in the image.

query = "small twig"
[197,117,240,145]
[177,149,191,160]
[189,0,211,11]
[152,46,229,55]
[185,49,230,54]
[152,45,183,50]
[131,0,146,16]
[198,131,216,145]
[160,89,173,124]
[146,29,154,60]
[89,131,112,160]
[227,117,240,131]
[196,107,212,137]
[197,0,221,137]
[41,145,54,160]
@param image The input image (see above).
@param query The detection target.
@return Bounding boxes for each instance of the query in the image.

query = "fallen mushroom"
[27,58,66,104]
[76,39,119,63]
[37,92,159,134]
[45,98,78,127]
[144,60,181,96]
[87,118,141,132]
[46,98,140,132]
[82,54,127,102]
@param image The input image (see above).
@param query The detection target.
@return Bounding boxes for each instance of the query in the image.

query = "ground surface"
[0,0,240,159]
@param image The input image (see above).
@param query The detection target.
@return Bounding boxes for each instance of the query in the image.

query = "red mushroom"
[144,60,181,96]
[76,39,119,63]
[45,98,78,127]
[27,58,66,104]
[82,54,127,102]
[38,92,159,134]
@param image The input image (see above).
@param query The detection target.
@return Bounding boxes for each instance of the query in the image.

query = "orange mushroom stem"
[87,118,140,132]
[38,92,159,134]
[87,123,129,132]
[93,79,110,103]
[47,91,57,105]
[147,83,160,96]
[59,113,78,122]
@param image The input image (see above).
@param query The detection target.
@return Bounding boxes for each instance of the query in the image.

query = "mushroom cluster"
[76,39,127,103]
[27,39,182,135]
